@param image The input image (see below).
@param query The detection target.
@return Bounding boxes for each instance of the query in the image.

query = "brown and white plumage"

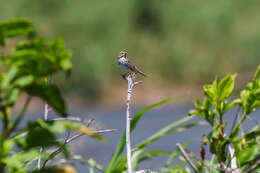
[117,51,147,77]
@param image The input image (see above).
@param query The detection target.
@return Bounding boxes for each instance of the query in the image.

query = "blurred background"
[1,0,260,172]
[1,0,260,106]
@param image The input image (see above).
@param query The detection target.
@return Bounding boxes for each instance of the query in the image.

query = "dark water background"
[11,105,260,172]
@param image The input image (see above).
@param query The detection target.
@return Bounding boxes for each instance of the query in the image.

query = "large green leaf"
[25,83,67,116]
[251,65,260,89]
[8,38,72,78]
[23,121,58,149]
[217,74,236,100]
[236,144,260,166]
[105,97,176,173]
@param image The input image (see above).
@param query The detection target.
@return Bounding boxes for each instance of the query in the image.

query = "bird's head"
[117,50,127,59]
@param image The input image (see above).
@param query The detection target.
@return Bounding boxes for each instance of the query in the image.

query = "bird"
[117,50,147,77]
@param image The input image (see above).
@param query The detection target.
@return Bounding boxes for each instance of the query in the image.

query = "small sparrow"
[117,51,147,77]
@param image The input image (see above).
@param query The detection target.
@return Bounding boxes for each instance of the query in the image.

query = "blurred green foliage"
[0,18,104,172]
[1,0,260,99]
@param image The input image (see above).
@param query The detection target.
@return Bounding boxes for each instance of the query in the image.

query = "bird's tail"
[137,69,147,77]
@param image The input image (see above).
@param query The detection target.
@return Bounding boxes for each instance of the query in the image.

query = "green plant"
[0,18,103,173]
[188,66,260,172]
[104,98,203,173]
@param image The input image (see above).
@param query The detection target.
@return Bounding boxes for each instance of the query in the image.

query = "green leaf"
[252,65,260,89]
[237,144,259,165]
[3,149,39,171]
[9,38,72,77]
[105,97,177,173]
[6,88,20,105]
[10,49,57,77]
[217,74,236,100]
[233,130,260,147]
[0,18,35,44]
[6,66,18,84]
[224,99,241,112]
[24,121,58,148]
[13,75,34,87]
[170,160,187,172]
[24,83,67,116]
[194,98,202,109]
[49,37,72,71]
[16,38,45,52]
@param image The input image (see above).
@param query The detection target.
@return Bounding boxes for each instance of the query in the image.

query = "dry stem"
[125,74,142,173]
[176,143,200,173]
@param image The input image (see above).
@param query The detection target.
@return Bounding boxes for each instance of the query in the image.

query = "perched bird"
[117,51,147,77]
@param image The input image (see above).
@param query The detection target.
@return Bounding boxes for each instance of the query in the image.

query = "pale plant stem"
[37,148,43,170]
[38,78,50,170]
[37,103,49,170]
[125,74,142,173]
[126,75,133,173]
[228,146,240,173]
[176,143,199,173]
[44,103,49,121]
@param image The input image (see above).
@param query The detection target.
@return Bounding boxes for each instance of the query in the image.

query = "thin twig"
[8,96,31,136]
[176,143,200,173]
[38,77,53,169]
[41,119,94,169]
[37,147,43,170]
[41,128,117,169]
[38,101,49,170]
[134,169,158,173]
[52,117,91,124]
[38,78,51,170]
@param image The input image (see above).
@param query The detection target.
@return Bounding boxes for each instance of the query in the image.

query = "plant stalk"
[126,75,134,173]
[37,103,49,170]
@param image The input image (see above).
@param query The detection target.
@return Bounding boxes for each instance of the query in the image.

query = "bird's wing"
[126,57,136,70]
[127,58,147,76]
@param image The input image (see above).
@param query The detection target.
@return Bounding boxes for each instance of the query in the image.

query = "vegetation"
[1,0,260,98]
[0,18,104,173]
[0,10,260,173]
